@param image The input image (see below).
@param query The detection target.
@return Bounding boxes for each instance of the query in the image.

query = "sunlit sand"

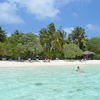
[0,60,100,68]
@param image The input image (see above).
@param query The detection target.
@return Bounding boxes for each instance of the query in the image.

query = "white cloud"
[8,0,86,19]
[0,2,24,24]
[87,24,100,32]
[64,27,74,34]
[8,0,59,19]
[0,0,89,24]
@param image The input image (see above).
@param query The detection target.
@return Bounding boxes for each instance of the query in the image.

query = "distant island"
[0,23,100,61]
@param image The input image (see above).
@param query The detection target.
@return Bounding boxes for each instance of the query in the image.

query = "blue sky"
[0,0,100,38]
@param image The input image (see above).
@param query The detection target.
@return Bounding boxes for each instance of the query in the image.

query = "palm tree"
[39,28,50,47]
[39,23,67,59]
[0,26,6,42]
[68,27,87,50]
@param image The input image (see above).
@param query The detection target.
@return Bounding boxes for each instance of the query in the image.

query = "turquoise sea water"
[0,66,100,100]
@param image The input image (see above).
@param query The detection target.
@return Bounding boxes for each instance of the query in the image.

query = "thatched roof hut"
[83,51,95,55]
[83,51,95,60]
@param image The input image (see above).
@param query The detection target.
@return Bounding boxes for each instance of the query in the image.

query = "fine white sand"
[0,60,100,68]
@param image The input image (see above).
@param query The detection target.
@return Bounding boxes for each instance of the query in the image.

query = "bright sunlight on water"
[0,66,100,100]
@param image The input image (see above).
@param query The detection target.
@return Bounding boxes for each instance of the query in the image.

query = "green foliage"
[63,43,83,59]
[68,27,87,50]
[39,23,66,59]
[51,49,61,59]
[0,27,6,42]
[0,42,13,57]
[93,54,100,60]
[48,23,55,33]
[0,23,99,60]
[87,38,100,54]
[12,30,23,36]
[0,33,43,59]
[87,38,100,59]
[15,43,27,58]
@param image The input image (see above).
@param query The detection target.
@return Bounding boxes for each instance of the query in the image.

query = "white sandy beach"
[0,60,100,68]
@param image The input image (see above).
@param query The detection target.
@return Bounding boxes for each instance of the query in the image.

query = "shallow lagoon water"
[0,66,100,100]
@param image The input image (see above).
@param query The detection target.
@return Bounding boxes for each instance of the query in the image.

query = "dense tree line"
[87,38,100,59]
[0,23,100,60]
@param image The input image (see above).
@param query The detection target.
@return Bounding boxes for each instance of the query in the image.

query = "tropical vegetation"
[0,23,100,60]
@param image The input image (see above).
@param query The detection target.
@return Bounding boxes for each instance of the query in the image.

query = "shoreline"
[0,60,100,68]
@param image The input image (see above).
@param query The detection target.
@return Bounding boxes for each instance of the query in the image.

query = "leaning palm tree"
[39,23,67,59]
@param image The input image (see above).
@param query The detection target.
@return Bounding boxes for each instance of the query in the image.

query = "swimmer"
[76,66,80,72]
[76,66,84,72]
